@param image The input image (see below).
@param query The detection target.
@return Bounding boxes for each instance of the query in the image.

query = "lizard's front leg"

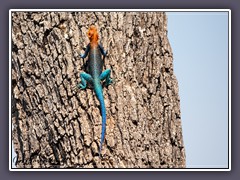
[80,44,90,59]
[99,44,108,57]
[77,72,93,89]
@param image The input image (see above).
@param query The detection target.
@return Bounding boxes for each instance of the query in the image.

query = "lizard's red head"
[87,25,99,45]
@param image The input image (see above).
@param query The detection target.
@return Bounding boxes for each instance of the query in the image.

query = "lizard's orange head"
[87,25,99,44]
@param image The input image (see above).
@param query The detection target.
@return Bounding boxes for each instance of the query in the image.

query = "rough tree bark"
[11,11,186,168]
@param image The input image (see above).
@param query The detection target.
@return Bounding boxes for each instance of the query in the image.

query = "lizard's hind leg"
[99,69,113,86]
[77,72,93,89]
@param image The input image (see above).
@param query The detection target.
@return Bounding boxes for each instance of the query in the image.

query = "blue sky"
[167,11,229,168]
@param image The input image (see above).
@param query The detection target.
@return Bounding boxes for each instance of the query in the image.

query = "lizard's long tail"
[93,81,106,156]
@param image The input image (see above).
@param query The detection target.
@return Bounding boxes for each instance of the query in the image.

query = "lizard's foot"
[106,78,113,85]
[103,50,108,57]
[76,83,86,90]
[103,78,114,87]
[79,84,87,90]
[80,54,85,59]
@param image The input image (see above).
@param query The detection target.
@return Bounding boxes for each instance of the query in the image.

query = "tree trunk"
[11,11,186,168]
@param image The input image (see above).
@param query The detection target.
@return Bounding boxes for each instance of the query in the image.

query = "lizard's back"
[88,46,103,79]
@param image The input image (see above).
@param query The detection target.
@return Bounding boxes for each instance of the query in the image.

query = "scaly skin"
[77,25,112,157]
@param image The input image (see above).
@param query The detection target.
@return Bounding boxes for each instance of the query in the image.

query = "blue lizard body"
[77,25,112,156]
